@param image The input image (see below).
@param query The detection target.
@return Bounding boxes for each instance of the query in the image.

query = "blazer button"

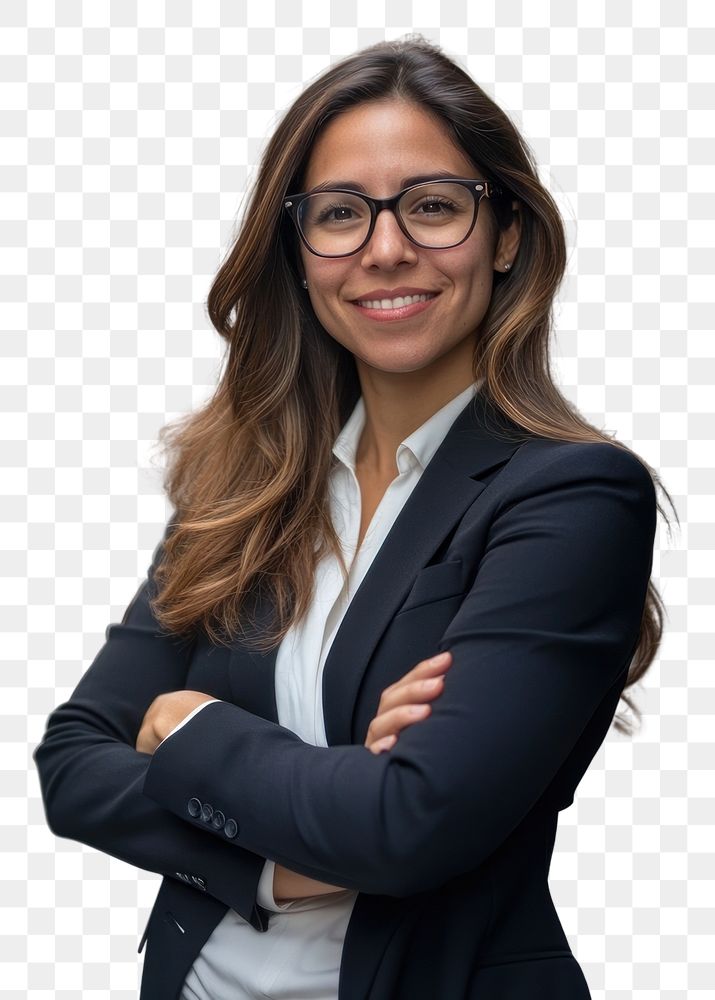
[211,809,225,830]
[187,797,202,818]
[223,817,238,839]
[200,802,214,823]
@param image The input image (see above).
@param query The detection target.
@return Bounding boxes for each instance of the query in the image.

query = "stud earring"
[301,278,308,289]
[504,263,511,270]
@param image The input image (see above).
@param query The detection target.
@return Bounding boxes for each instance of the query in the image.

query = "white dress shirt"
[161,379,481,1000]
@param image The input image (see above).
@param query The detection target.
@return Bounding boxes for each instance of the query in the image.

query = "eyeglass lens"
[297,181,476,255]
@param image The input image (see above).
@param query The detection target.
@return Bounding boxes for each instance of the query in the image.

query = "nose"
[359,206,418,268]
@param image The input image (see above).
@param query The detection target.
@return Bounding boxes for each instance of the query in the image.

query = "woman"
[34,34,673,1000]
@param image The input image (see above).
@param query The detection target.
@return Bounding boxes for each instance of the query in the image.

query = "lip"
[350,291,440,323]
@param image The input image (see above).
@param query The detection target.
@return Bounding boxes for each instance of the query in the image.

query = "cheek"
[455,223,497,278]
[447,256,495,333]
[450,257,493,303]
[441,236,487,281]
[305,265,349,306]
[304,276,347,336]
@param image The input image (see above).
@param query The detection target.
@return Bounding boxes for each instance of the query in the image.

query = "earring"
[301,278,308,289]
[504,263,511,270]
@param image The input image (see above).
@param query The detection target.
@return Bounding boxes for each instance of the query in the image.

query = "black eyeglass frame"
[282,177,504,258]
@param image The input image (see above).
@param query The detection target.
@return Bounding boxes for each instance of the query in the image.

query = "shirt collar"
[332,378,483,477]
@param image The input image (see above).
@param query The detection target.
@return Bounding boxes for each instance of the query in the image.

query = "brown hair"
[150,33,676,737]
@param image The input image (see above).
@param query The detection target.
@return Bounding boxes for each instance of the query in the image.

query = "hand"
[135,690,217,755]
[364,650,453,755]
[272,862,346,904]
[136,692,345,903]
[274,652,454,902]
[273,653,453,904]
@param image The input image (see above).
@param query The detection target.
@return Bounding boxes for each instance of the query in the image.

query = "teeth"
[356,293,436,309]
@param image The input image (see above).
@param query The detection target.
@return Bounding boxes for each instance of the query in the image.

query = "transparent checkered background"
[2,1,713,997]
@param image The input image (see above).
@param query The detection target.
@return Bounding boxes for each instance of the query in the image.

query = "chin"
[355,349,442,375]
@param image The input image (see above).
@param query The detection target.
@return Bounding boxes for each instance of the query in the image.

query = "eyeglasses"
[283,177,503,258]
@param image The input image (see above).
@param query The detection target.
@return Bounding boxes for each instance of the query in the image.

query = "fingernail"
[431,652,451,664]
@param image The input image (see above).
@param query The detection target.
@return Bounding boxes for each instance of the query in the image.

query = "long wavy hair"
[150,33,676,737]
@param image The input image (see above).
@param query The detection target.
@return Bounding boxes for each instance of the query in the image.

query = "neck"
[354,362,478,479]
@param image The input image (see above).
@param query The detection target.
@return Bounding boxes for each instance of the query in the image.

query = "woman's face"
[296,99,520,379]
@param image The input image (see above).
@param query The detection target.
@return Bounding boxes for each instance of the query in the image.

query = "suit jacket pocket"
[397,558,465,615]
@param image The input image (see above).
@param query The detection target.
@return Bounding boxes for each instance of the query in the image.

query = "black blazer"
[33,391,657,1000]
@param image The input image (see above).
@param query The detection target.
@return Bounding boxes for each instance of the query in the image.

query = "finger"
[406,650,453,682]
[367,734,397,755]
[378,673,446,716]
[365,701,433,747]
[377,652,451,709]
[387,650,452,689]
[135,724,156,756]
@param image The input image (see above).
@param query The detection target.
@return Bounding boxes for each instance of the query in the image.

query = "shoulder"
[500,437,656,510]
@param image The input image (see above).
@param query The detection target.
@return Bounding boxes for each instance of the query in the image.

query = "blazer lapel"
[323,390,525,745]
[229,391,526,742]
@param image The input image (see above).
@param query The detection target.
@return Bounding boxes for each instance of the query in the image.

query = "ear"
[493,199,521,273]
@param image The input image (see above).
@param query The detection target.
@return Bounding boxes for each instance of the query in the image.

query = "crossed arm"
[34,443,657,915]
[136,653,454,904]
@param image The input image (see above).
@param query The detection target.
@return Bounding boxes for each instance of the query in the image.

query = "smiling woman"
[33,32,673,1000]
[288,99,520,389]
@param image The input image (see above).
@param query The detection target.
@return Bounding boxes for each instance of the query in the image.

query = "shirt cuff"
[157,699,222,748]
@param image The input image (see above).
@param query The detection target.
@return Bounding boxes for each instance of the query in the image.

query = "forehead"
[302,100,478,192]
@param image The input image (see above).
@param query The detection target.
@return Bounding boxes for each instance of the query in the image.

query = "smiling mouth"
[352,292,438,309]
[349,292,441,323]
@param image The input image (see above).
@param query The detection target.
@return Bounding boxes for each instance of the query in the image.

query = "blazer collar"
[229,390,528,743]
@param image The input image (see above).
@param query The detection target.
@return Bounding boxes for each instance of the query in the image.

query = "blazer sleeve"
[141,442,658,898]
[157,698,221,748]
[32,517,272,932]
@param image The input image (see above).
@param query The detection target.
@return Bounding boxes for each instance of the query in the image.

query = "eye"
[315,201,356,224]
[413,196,458,215]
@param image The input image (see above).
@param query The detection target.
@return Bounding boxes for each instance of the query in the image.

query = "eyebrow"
[306,170,467,195]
